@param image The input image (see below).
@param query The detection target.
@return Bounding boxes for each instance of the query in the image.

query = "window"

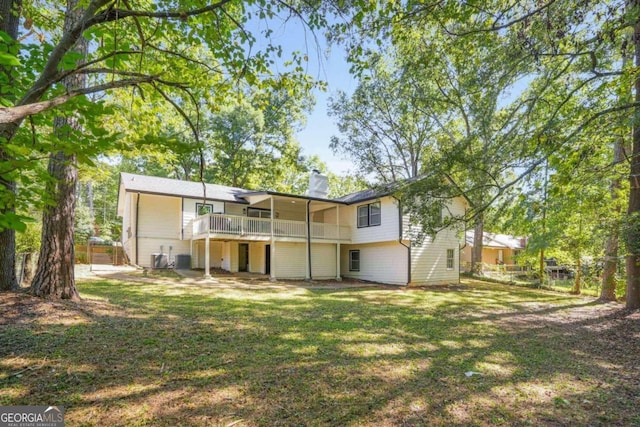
[349,250,360,271]
[247,208,271,218]
[370,202,381,226]
[357,205,369,227]
[196,203,213,216]
[446,249,455,270]
[357,201,381,228]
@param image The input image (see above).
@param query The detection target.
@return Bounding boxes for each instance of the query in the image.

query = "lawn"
[1,275,639,426]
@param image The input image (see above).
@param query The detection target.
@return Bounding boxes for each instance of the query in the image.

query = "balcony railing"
[187,214,350,241]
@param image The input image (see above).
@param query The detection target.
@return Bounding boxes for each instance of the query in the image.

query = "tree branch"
[85,0,235,27]
[0,77,158,123]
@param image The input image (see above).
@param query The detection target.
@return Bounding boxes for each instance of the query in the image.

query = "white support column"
[336,243,341,281]
[204,232,211,279]
[336,205,341,280]
[270,196,276,281]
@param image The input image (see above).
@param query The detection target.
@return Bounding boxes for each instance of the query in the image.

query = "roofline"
[121,188,250,204]
[242,190,351,205]
[339,191,393,205]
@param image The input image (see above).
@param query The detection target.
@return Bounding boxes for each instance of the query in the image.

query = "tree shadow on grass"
[1,280,638,426]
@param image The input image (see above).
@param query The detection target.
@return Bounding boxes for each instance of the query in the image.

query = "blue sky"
[250,14,358,174]
[295,49,358,175]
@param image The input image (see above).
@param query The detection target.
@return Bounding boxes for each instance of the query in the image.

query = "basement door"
[239,243,249,272]
[265,245,271,275]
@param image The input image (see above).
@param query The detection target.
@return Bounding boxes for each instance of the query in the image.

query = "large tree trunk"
[573,257,582,294]
[471,214,484,275]
[30,0,85,300]
[627,0,640,310]
[22,252,35,283]
[0,0,22,291]
[0,213,17,290]
[30,151,80,299]
[600,140,625,301]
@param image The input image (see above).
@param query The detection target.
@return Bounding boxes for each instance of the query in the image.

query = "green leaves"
[0,52,20,66]
[0,211,28,233]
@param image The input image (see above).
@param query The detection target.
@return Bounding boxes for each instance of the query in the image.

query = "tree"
[329,56,436,184]
[338,0,640,307]
[626,0,640,308]
[0,0,344,297]
[330,28,529,258]
[30,0,87,299]
[0,0,22,291]
[601,125,629,300]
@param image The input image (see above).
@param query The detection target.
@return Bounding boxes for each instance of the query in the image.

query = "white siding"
[225,202,245,216]
[138,238,190,267]
[344,197,400,244]
[274,242,306,279]
[220,242,239,272]
[195,241,223,269]
[404,197,465,285]
[249,242,266,273]
[410,234,459,285]
[230,242,238,272]
[211,241,223,268]
[311,243,337,279]
[196,241,222,269]
[323,207,337,224]
[121,192,134,261]
[311,210,324,222]
[138,194,182,239]
[276,204,304,221]
[340,242,408,285]
[182,198,224,237]
[121,191,131,244]
[134,193,191,267]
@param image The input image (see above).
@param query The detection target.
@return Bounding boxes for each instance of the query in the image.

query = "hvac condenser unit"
[150,253,169,269]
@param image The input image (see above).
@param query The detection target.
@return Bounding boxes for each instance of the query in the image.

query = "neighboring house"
[116,172,467,285]
[460,231,527,271]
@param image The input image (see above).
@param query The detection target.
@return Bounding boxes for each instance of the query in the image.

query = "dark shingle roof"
[333,188,390,204]
[119,172,250,203]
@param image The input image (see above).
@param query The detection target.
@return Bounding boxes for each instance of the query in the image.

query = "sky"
[250,14,359,175]
[295,50,358,175]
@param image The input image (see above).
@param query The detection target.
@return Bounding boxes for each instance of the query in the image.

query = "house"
[116,172,467,285]
[460,231,526,272]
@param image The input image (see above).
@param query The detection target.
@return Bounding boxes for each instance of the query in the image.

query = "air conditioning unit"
[150,253,168,269]
[175,254,191,269]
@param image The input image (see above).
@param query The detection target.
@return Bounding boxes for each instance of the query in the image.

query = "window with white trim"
[349,250,360,271]
[357,201,381,228]
[446,249,455,269]
[196,203,213,215]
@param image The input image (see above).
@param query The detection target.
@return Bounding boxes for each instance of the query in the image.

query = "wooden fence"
[76,244,125,265]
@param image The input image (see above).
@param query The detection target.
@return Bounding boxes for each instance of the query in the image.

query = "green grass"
[1,277,638,426]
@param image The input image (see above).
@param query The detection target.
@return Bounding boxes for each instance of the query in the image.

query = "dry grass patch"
[1,277,639,426]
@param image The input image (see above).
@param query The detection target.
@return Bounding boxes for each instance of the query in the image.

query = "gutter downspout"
[135,192,140,266]
[307,199,312,280]
[459,205,469,276]
[394,196,411,285]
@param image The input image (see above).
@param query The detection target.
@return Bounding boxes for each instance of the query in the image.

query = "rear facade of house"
[116,172,466,285]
